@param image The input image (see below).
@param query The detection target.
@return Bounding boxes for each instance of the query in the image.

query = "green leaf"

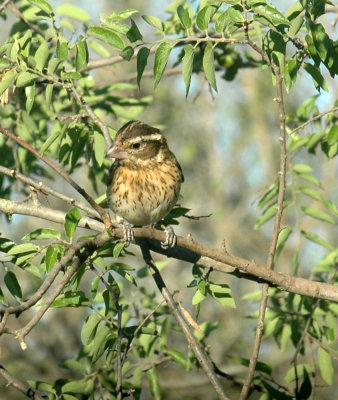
[301,230,334,251]
[57,4,90,22]
[136,46,150,88]
[94,130,105,166]
[89,324,112,362]
[192,288,206,305]
[34,41,49,72]
[177,5,192,29]
[153,42,172,88]
[182,44,194,96]
[87,26,124,49]
[306,131,326,152]
[303,63,328,92]
[45,83,53,108]
[293,163,312,174]
[251,4,290,26]
[318,347,333,385]
[61,72,82,80]
[4,271,22,299]
[289,15,303,35]
[64,208,82,238]
[328,125,338,144]
[301,206,335,224]
[16,72,39,88]
[56,41,68,61]
[127,19,143,42]
[0,71,16,96]
[142,15,165,31]
[225,7,243,24]
[299,186,325,203]
[257,181,279,209]
[147,367,162,400]
[311,23,330,63]
[0,287,8,306]
[25,84,35,114]
[274,227,292,261]
[45,245,58,272]
[22,228,60,240]
[8,243,39,255]
[28,0,53,15]
[255,200,289,229]
[203,42,217,91]
[62,379,94,394]
[284,364,311,383]
[61,359,87,374]
[81,313,101,345]
[196,6,217,31]
[168,348,188,368]
[121,46,134,61]
[76,39,88,71]
[47,57,61,74]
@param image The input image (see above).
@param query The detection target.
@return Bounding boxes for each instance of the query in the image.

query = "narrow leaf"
[57,4,90,22]
[318,347,333,385]
[28,0,53,14]
[301,206,335,224]
[142,15,164,31]
[147,367,162,400]
[22,228,60,240]
[182,44,194,96]
[153,42,172,88]
[4,271,22,299]
[0,71,16,97]
[274,227,292,261]
[87,26,124,49]
[303,63,329,92]
[127,19,143,42]
[76,39,88,71]
[65,208,82,238]
[136,47,150,88]
[177,5,192,29]
[203,42,217,91]
[301,230,334,250]
[16,72,39,88]
[34,40,49,72]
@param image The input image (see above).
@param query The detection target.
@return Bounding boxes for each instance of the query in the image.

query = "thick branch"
[0,198,337,302]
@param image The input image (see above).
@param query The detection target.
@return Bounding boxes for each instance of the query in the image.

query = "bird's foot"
[117,217,134,247]
[161,226,176,249]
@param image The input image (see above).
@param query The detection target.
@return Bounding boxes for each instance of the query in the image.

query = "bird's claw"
[161,226,176,249]
[117,217,134,247]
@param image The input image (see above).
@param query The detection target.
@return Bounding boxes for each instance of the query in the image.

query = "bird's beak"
[106,142,128,159]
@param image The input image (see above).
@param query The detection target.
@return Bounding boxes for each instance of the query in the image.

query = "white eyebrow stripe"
[129,134,163,143]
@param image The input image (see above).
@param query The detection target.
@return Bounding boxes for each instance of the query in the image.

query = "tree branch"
[138,239,229,400]
[0,365,45,400]
[1,198,337,302]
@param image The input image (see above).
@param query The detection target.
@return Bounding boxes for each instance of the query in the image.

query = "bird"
[106,121,184,248]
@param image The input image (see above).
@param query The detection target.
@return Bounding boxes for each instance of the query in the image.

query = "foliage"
[0,0,337,399]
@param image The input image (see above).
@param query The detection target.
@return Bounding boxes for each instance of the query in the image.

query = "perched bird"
[106,121,184,248]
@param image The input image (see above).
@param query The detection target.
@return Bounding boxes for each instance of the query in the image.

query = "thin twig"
[67,85,112,149]
[0,127,110,226]
[137,239,229,400]
[0,365,45,400]
[240,37,287,400]
[0,0,12,13]
[8,1,45,36]
[0,165,100,218]
[289,106,338,135]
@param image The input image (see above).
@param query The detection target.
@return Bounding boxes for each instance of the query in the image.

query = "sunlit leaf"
[153,42,172,88]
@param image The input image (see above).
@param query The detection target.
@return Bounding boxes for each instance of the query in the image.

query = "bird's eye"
[131,142,141,150]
